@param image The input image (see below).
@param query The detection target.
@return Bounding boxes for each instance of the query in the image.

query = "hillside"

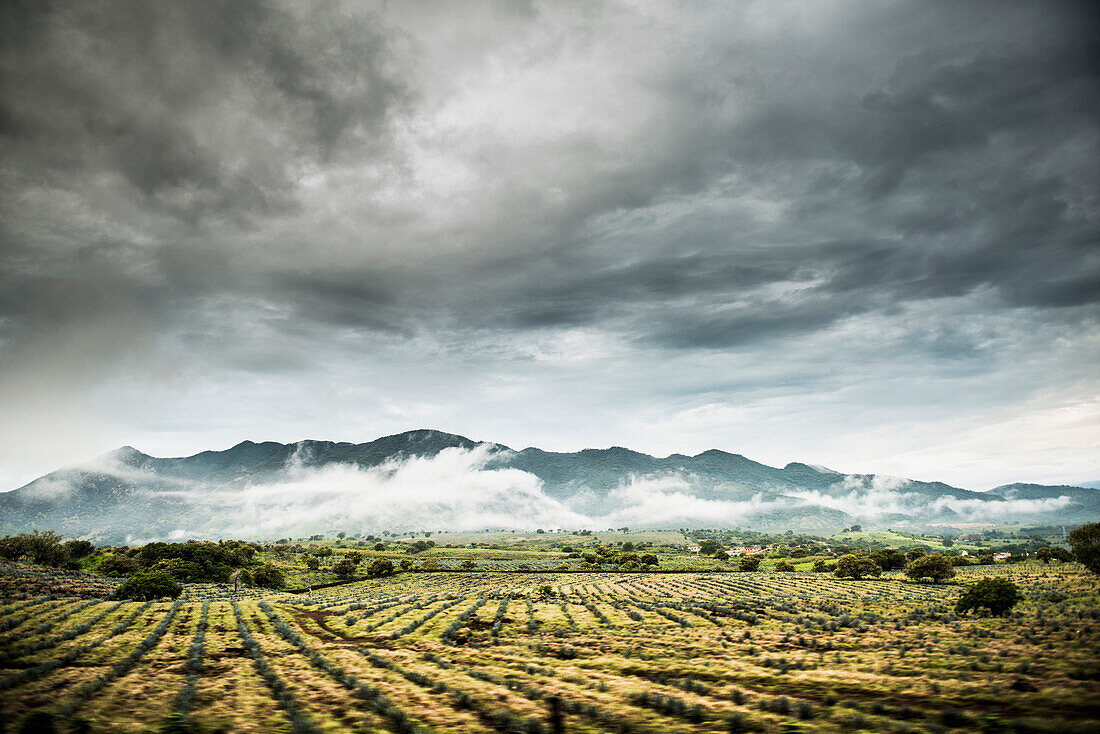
[1,430,1096,542]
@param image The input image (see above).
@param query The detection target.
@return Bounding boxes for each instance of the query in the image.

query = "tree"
[1050,546,1074,563]
[374,542,386,551]
[0,531,67,566]
[304,556,320,571]
[150,558,207,583]
[64,539,96,559]
[955,578,1021,616]
[775,560,795,572]
[813,559,832,573]
[333,557,358,580]
[904,553,956,583]
[115,571,182,600]
[640,553,659,567]
[870,548,906,571]
[1067,522,1100,574]
[698,540,722,556]
[834,554,882,579]
[905,548,928,562]
[367,558,396,578]
[409,539,435,554]
[739,555,761,572]
[252,564,286,589]
[98,553,140,576]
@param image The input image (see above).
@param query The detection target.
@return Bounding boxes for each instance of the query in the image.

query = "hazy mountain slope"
[0,430,1094,542]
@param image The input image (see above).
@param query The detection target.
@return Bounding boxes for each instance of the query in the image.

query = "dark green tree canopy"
[1067,523,1100,574]
[834,554,882,579]
[0,531,67,566]
[956,577,1021,616]
[332,557,358,580]
[739,555,761,572]
[904,553,956,583]
[252,563,286,589]
[366,558,396,578]
[114,570,182,600]
[870,548,906,571]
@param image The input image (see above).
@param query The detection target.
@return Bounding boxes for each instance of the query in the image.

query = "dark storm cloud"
[4,0,1096,356]
[1,0,1098,489]
[0,0,408,216]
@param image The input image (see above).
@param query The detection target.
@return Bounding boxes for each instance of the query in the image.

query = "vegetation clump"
[1068,522,1100,574]
[904,553,956,583]
[834,554,881,579]
[955,577,1021,616]
[114,570,182,600]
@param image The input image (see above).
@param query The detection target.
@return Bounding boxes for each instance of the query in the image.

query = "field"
[1,562,1098,733]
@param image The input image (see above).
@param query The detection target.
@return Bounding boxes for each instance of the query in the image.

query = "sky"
[1,0,1098,493]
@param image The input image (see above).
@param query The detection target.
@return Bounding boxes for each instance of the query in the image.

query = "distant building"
[726,546,766,557]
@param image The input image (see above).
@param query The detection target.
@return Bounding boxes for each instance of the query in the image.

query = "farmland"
[1,561,1098,733]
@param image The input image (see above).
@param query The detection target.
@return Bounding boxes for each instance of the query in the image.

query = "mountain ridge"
[1,429,1095,542]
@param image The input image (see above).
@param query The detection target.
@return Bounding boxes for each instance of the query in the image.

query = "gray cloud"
[1,0,1098,490]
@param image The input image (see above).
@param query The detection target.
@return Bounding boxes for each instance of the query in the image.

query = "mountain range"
[1,430,1095,543]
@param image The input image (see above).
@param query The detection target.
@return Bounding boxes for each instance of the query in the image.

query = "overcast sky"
[1,0,1097,492]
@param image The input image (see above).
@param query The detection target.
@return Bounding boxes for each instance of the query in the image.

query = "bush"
[252,563,286,589]
[905,553,956,583]
[367,558,396,578]
[1068,522,1100,574]
[136,541,236,581]
[955,578,1021,616]
[99,553,140,576]
[150,558,208,583]
[775,560,795,572]
[0,531,67,566]
[740,555,761,572]
[834,554,881,579]
[870,548,906,571]
[115,571,182,600]
[333,557,358,580]
[64,539,96,559]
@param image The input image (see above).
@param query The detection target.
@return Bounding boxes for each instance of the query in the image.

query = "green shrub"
[115,571,182,600]
[834,554,881,579]
[367,558,396,578]
[99,553,140,576]
[252,563,286,589]
[956,578,1021,616]
[905,553,956,583]
[1068,522,1100,574]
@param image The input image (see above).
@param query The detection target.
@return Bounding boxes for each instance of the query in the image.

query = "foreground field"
[1,563,1097,733]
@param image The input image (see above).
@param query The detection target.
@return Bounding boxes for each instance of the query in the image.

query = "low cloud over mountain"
[2,430,1094,543]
